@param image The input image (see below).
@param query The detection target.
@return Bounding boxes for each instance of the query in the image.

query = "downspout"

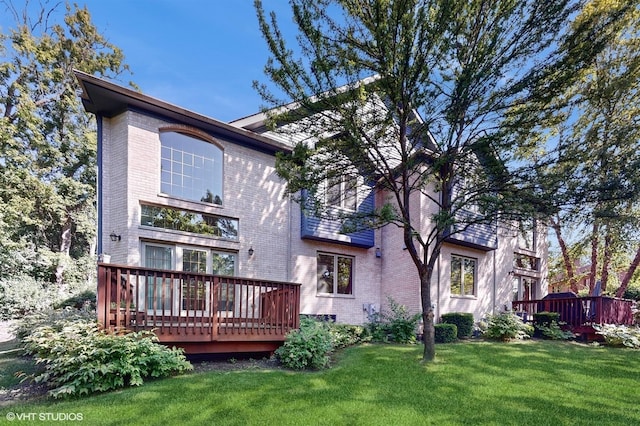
[436,253,440,321]
[96,115,103,257]
[492,249,496,315]
[286,193,292,282]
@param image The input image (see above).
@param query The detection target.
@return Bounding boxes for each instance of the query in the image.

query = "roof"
[74,70,292,155]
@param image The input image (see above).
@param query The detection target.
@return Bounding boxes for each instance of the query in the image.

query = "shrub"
[21,319,192,398]
[533,311,561,338]
[275,317,334,370]
[482,311,534,341]
[329,323,369,349]
[593,324,640,349]
[435,323,457,343]
[13,307,96,340]
[366,297,421,344]
[54,289,96,311]
[0,275,59,320]
[441,312,474,339]
[536,321,574,340]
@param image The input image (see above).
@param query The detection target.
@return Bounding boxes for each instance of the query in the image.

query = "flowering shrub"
[593,324,640,349]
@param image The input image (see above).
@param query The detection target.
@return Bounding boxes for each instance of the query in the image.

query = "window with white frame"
[451,255,476,296]
[517,219,536,251]
[160,131,223,205]
[512,276,537,301]
[142,243,237,314]
[317,252,354,296]
[326,175,358,211]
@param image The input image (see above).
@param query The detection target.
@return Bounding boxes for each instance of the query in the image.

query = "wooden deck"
[97,263,301,354]
[512,295,634,339]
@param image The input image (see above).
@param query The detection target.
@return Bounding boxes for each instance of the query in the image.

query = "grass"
[0,338,38,390]
[3,340,640,425]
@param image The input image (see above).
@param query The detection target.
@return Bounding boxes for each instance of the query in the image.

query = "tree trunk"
[551,216,577,292]
[588,222,599,294]
[616,245,640,298]
[420,266,436,362]
[600,232,612,293]
[54,214,73,289]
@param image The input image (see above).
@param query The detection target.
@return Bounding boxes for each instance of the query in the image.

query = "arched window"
[159,130,223,205]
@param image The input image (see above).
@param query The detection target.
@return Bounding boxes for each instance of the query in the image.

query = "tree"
[541,0,640,297]
[254,0,624,361]
[0,1,129,288]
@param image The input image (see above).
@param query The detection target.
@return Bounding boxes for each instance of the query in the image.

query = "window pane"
[212,252,236,276]
[140,204,238,240]
[183,249,207,273]
[343,177,358,210]
[463,258,476,296]
[317,254,334,293]
[451,256,462,295]
[326,177,341,207]
[160,131,223,205]
[337,256,353,295]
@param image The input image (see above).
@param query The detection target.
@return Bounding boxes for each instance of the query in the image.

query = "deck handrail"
[97,263,301,343]
[512,295,634,328]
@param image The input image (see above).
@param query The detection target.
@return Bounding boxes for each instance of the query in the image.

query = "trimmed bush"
[482,311,534,341]
[533,311,560,327]
[441,312,474,339]
[275,317,334,370]
[435,323,458,343]
[54,289,96,310]
[21,319,192,398]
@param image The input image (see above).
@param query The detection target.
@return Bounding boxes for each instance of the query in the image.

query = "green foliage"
[533,311,560,326]
[275,317,334,370]
[0,2,129,287]
[441,312,474,339]
[623,287,640,301]
[20,318,192,398]
[0,275,58,320]
[12,307,96,340]
[54,289,96,311]
[593,324,640,349]
[482,312,534,342]
[536,321,575,340]
[435,323,458,343]
[328,323,369,349]
[366,298,421,344]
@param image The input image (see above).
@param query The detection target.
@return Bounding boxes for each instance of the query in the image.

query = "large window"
[141,204,238,240]
[143,243,237,313]
[317,253,354,296]
[513,253,539,271]
[326,176,357,211]
[451,255,476,296]
[160,131,223,205]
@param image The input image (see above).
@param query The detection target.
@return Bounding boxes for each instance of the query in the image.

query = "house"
[76,71,548,353]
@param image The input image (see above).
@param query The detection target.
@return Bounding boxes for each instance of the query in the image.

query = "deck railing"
[512,296,634,328]
[97,263,301,344]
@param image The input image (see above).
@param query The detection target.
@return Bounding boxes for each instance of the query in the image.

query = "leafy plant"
[435,323,457,343]
[536,321,574,340]
[12,307,96,340]
[593,324,640,349]
[441,313,474,339]
[482,312,534,342]
[0,275,59,320]
[275,317,334,370]
[328,323,369,349]
[20,319,192,398]
[366,298,421,344]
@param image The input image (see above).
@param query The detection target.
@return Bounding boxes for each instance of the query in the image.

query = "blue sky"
[1,1,294,122]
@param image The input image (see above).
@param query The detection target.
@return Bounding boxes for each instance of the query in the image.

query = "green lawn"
[3,341,640,425]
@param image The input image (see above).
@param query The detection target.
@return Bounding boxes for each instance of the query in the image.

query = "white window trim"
[317,252,355,297]
[450,254,477,298]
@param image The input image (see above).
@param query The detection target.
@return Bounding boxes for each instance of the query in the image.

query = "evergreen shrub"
[435,323,457,343]
[441,312,474,339]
